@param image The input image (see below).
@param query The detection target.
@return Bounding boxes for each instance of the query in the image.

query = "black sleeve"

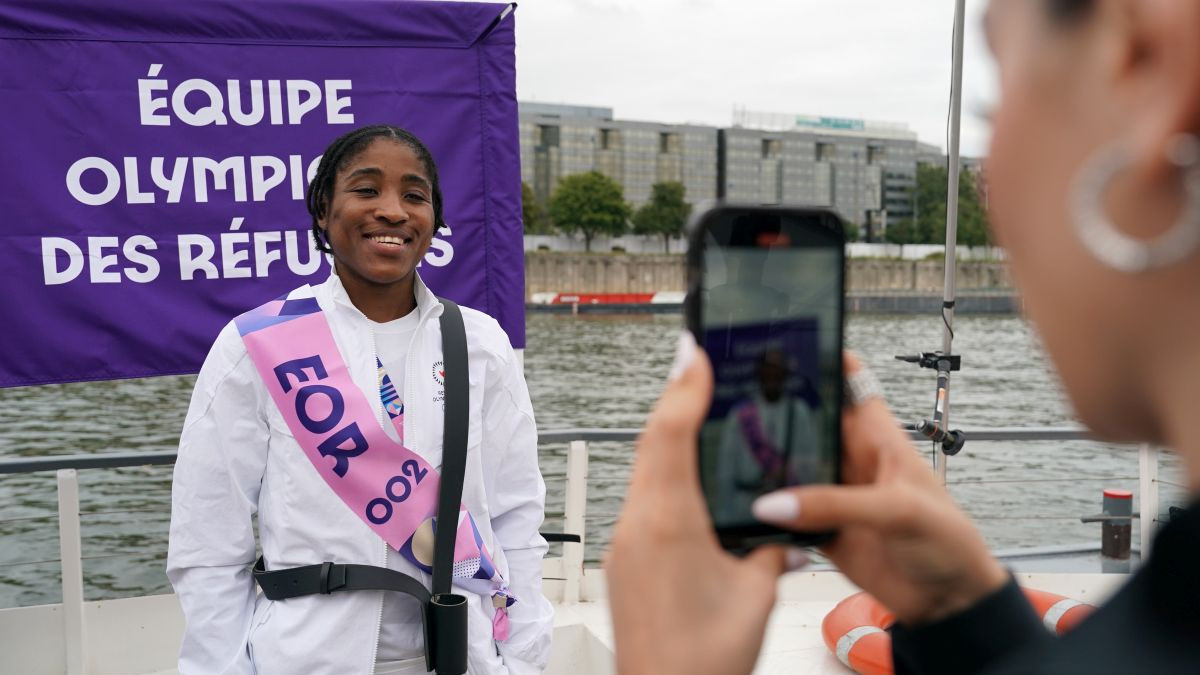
[891,576,1052,675]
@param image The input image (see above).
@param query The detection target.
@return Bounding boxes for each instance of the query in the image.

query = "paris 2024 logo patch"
[432,361,446,410]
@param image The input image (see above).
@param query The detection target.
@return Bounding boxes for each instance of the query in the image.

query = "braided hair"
[305,125,445,254]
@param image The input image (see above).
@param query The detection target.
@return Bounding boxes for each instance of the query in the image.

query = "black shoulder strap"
[433,298,468,597]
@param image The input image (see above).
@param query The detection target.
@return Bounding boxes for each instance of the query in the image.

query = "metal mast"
[936,0,967,485]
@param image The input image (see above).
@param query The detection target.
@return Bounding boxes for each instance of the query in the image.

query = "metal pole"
[58,469,88,674]
[1099,489,1133,573]
[935,0,967,485]
[1138,443,1159,563]
[562,440,588,603]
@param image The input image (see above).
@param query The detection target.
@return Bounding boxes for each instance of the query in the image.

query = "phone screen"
[689,207,843,547]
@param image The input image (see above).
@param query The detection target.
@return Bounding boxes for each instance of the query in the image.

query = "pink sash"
[735,400,796,487]
[235,293,513,639]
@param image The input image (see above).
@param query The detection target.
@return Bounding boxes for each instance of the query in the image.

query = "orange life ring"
[821,588,1094,675]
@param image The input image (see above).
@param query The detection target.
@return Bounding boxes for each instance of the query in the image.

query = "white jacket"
[167,272,553,674]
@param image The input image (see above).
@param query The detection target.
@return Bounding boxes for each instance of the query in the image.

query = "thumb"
[630,332,712,487]
[741,545,788,579]
[742,544,809,579]
[752,484,903,533]
[641,332,713,446]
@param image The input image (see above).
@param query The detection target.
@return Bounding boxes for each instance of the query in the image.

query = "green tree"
[884,219,916,245]
[632,181,691,253]
[547,171,631,252]
[909,163,991,247]
[842,221,862,243]
[955,170,991,247]
[521,181,549,234]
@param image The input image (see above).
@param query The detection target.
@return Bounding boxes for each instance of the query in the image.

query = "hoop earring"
[1069,134,1200,273]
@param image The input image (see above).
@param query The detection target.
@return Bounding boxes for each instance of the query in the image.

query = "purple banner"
[0,0,524,388]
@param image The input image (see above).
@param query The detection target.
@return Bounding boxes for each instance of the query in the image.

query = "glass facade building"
[520,103,717,212]
[519,103,931,239]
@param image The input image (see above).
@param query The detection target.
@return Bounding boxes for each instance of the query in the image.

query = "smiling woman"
[306,126,445,322]
[166,125,554,674]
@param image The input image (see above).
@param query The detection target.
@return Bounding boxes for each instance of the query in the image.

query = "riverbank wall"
[527,292,1022,315]
[525,252,1019,314]
[525,252,1013,295]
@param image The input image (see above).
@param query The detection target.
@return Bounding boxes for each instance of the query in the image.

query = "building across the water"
[518,102,945,240]
[519,102,719,213]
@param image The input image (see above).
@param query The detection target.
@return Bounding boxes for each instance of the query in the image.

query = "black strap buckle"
[318,561,346,594]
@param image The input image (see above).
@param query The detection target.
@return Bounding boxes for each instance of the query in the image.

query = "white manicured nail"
[785,547,810,572]
[752,491,800,523]
[667,331,697,382]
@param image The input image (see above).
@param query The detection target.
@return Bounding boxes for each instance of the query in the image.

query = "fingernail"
[752,491,800,523]
[785,547,810,572]
[667,331,697,382]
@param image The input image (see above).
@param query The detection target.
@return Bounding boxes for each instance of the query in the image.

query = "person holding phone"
[712,348,822,524]
[607,0,1200,673]
[167,125,553,674]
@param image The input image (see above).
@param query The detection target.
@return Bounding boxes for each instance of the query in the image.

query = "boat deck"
[0,429,1151,673]
[0,568,1128,674]
[548,569,1126,675]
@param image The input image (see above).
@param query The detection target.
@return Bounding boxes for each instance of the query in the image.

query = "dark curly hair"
[305,125,445,254]
[1046,0,1093,23]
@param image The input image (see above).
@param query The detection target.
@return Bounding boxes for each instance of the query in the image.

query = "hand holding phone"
[685,203,845,550]
[608,334,797,675]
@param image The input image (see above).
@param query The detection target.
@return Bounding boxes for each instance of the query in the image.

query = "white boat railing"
[0,427,1167,673]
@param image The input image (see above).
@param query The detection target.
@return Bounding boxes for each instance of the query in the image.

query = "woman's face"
[319,139,436,294]
[984,0,1161,439]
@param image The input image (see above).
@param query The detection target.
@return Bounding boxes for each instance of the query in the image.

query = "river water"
[0,313,1188,608]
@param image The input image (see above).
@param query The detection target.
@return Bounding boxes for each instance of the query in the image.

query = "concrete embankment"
[525,252,1019,314]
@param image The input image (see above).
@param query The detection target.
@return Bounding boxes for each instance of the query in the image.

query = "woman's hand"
[606,334,802,675]
[752,352,1008,626]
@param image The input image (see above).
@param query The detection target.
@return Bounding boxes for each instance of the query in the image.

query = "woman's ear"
[1114,0,1200,174]
[1084,0,1200,244]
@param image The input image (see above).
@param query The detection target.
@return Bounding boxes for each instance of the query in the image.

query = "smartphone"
[685,203,844,551]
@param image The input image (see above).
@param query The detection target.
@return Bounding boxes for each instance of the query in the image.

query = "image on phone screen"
[694,210,843,533]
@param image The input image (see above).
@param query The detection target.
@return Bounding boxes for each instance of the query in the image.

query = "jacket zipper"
[368,582,383,674]
[370,326,388,430]
[369,321,384,673]
[365,297,440,673]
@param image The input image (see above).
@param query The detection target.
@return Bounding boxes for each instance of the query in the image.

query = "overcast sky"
[511,0,997,157]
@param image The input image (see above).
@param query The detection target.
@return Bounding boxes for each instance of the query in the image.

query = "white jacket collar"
[320,270,444,323]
